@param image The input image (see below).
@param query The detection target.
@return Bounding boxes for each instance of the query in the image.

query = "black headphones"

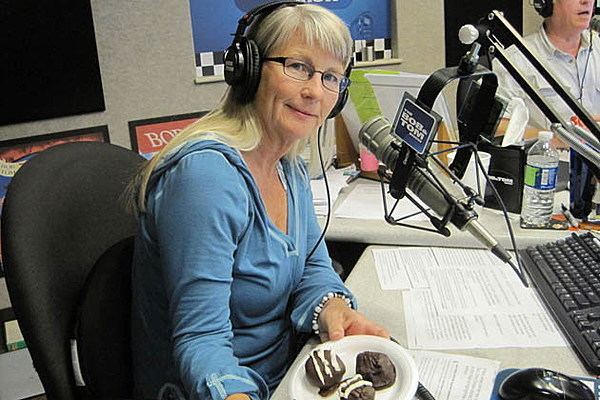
[533,0,553,18]
[223,0,351,119]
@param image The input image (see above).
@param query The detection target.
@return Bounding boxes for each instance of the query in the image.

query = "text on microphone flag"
[391,92,441,154]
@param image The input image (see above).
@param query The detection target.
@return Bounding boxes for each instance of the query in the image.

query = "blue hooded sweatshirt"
[131,139,355,400]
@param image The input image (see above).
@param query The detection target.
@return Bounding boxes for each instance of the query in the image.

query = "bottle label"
[524,164,558,190]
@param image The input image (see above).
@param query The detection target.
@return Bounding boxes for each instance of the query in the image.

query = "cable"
[474,150,529,287]
[578,28,593,102]
[306,125,331,260]
[415,382,437,400]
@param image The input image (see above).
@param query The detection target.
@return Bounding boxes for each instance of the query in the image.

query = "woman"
[130,3,388,400]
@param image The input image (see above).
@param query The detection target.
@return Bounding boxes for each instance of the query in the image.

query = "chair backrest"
[74,235,135,399]
[1,141,144,400]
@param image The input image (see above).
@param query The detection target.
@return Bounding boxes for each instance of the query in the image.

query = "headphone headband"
[234,1,302,39]
[224,1,304,103]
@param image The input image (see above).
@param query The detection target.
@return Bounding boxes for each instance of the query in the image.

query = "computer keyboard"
[520,232,600,374]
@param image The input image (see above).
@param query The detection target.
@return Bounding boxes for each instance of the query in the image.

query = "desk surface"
[0,182,572,315]
[270,243,587,399]
[322,180,571,250]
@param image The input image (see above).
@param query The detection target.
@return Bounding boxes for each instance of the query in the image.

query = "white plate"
[288,335,418,400]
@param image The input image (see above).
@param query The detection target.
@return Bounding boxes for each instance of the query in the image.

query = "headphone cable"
[578,27,593,102]
[306,124,332,261]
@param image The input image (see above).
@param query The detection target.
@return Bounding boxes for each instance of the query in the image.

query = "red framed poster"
[128,111,207,159]
[0,125,110,275]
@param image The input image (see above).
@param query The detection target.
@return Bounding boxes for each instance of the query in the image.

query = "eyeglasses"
[263,57,351,93]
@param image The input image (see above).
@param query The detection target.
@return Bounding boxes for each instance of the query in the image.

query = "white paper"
[371,247,568,349]
[405,289,566,349]
[310,166,353,216]
[373,248,432,290]
[502,98,529,147]
[409,350,501,400]
[334,181,429,221]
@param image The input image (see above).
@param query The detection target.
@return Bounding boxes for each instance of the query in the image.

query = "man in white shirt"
[495,0,600,131]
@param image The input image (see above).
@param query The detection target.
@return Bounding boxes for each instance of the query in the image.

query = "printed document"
[409,350,500,400]
[310,167,351,216]
[372,247,568,349]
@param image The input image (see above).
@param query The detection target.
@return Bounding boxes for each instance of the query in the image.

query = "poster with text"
[190,0,391,79]
[128,111,208,159]
[0,126,110,275]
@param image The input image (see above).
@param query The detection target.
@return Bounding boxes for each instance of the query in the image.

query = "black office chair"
[1,141,145,400]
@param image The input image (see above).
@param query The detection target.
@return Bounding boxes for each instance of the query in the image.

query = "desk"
[0,181,572,313]
[271,244,587,399]
[321,179,571,250]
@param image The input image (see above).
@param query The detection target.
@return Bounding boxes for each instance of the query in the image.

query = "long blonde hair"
[133,4,353,212]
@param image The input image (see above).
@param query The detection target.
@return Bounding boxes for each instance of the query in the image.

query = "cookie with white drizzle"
[304,348,346,395]
[338,374,375,400]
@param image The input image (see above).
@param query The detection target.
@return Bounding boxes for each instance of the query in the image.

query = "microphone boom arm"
[479,10,600,168]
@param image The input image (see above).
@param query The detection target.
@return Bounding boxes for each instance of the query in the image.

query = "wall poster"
[190,0,392,81]
[128,111,208,159]
[0,126,110,276]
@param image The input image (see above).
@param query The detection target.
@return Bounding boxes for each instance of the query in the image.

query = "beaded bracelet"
[311,292,352,335]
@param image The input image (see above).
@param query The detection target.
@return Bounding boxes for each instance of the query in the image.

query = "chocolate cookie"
[355,351,396,389]
[304,348,346,395]
[338,374,375,400]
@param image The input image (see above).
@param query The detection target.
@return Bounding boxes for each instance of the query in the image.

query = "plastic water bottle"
[521,131,559,225]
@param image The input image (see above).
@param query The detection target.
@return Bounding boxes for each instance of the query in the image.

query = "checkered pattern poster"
[190,0,392,81]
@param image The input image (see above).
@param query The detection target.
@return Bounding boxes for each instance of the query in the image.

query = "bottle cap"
[538,131,553,141]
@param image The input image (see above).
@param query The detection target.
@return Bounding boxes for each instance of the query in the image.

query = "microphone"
[359,116,514,264]
[591,15,600,33]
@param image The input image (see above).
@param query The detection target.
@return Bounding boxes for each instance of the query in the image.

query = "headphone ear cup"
[534,0,553,18]
[224,41,244,86]
[328,89,348,119]
[328,62,353,119]
[230,38,261,104]
[542,0,553,18]
[244,39,262,103]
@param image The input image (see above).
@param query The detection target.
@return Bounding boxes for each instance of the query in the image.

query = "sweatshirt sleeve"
[149,150,268,400]
[288,164,357,333]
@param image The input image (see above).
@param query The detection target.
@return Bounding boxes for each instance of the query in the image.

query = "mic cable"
[472,151,528,287]
[359,116,529,286]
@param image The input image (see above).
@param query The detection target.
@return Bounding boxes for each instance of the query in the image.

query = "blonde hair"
[133,4,353,212]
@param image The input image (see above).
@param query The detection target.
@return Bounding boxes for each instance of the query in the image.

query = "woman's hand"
[317,298,389,342]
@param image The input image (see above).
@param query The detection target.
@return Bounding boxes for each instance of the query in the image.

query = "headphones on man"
[533,0,554,18]
[223,0,351,119]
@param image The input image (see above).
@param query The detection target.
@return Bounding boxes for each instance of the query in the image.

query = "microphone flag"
[391,92,441,155]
